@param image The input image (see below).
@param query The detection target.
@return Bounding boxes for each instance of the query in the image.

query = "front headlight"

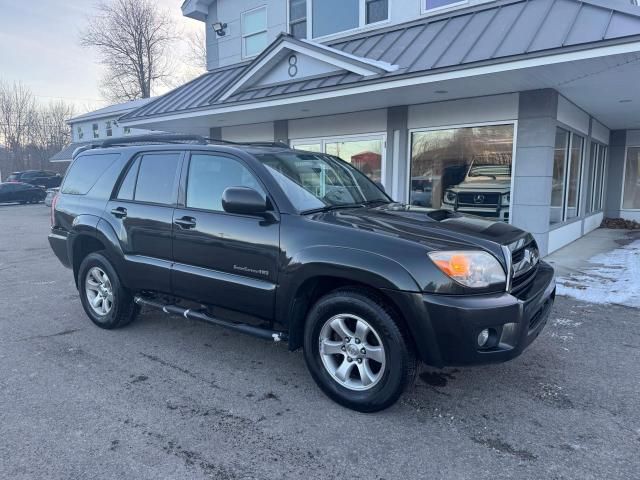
[443,190,457,204]
[428,250,506,288]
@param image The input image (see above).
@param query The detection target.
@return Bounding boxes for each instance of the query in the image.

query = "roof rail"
[100,134,208,147]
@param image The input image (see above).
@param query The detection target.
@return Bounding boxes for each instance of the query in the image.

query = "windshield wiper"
[301,204,366,215]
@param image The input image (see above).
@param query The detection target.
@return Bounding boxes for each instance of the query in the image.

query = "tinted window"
[61,153,120,195]
[134,153,181,205]
[117,158,140,201]
[186,154,265,212]
[313,0,358,37]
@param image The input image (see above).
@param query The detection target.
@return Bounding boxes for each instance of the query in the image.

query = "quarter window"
[133,153,181,205]
[61,153,120,195]
[186,154,265,212]
[242,6,267,58]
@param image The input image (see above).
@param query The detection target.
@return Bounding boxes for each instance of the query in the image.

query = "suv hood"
[449,177,511,192]
[312,204,529,262]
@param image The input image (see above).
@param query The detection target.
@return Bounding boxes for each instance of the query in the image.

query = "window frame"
[406,121,518,224]
[588,141,608,213]
[105,120,113,137]
[92,123,99,139]
[241,5,268,59]
[287,0,390,41]
[113,151,184,207]
[178,150,276,218]
[77,126,84,141]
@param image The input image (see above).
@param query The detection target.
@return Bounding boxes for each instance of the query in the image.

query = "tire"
[29,195,39,204]
[78,252,139,329]
[303,288,417,412]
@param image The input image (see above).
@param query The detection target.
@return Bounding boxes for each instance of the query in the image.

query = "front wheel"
[303,288,416,412]
[78,252,139,329]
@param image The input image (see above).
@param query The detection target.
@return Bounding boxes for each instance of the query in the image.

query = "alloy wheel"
[85,266,114,316]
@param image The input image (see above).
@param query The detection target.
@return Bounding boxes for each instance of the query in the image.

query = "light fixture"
[212,21,227,37]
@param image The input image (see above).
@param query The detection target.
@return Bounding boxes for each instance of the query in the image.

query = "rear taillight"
[50,193,59,226]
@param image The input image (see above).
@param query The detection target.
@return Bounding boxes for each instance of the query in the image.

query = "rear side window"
[62,153,120,195]
[132,153,181,205]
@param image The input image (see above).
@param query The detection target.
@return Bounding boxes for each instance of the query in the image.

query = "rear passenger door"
[105,151,183,294]
[171,152,279,320]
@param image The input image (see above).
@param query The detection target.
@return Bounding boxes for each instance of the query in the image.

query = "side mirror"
[222,187,268,215]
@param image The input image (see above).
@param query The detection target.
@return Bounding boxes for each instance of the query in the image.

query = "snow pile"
[556,239,640,308]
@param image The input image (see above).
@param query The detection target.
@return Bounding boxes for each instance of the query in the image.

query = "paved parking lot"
[1,204,638,479]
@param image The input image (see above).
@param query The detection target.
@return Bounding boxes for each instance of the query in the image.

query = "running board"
[134,296,287,342]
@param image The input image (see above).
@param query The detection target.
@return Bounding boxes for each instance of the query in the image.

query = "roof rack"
[71,134,291,159]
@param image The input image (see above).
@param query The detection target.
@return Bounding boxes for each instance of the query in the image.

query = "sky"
[0,0,203,114]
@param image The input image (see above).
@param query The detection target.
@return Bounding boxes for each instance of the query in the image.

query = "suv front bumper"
[386,261,555,367]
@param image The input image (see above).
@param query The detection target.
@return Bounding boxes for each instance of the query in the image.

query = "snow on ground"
[556,239,640,308]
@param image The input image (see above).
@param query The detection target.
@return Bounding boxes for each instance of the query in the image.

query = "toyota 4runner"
[49,135,555,412]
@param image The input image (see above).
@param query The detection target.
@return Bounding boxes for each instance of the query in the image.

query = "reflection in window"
[325,139,383,184]
[134,153,181,205]
[293,143,322,153]
[566,134,584,220]
[425,0,465,11]
[587,142,607,213]
[187,154,265,212]
[409,124,514,222]
[366,0,388,24]
[289,0,307,39]
[623,147,640,209]
[550,129,569,225]
[313,0,359,37]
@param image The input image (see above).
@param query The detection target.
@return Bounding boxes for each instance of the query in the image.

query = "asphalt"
[0,204,638,480]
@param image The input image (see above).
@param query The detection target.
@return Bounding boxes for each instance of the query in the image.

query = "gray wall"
[512,89,558,256]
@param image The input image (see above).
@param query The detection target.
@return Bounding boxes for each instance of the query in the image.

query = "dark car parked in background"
[0,182,46,204]
[6,170,62,189]
[49,135,555,412]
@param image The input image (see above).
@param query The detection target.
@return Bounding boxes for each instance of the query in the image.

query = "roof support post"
[386,106,408,202]
[274,120,289,145]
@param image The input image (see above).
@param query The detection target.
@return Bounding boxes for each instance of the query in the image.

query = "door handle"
[111,207,127,219]
[174,216,197,229]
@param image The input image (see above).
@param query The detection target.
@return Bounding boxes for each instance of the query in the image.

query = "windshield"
[254,151,389,212]
[468,164,511,178]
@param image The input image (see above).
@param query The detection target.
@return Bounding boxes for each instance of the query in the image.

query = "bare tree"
[184,29,207,72]
[80,0,175,102]
[0,80,35,172]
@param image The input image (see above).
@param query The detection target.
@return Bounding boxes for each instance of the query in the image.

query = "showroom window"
[409,124,514,222]
[292,134,385,184]
[550,128,585,225]
[292,0,389,39]
[587,142,607,213]
[622,146,640,209]
[241,6,267,58]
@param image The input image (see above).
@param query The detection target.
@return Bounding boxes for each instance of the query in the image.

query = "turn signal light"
[428,250,506,288]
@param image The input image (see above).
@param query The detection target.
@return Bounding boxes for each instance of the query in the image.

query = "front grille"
[457,192,500,206]
[509,237,540,293]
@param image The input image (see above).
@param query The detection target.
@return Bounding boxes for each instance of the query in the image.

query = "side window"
[133,153,181,205]
[62,153,121,195]
[186,154,265,212]
[116,158,140,200]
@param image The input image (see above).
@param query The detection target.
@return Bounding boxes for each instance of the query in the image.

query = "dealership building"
[109,0,640,256]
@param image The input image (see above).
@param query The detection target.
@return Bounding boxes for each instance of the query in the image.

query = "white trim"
[241,5,268,60]
[291,131,388,187]
[421,0,468,15]
[122,41,640,127]
[406,120,518,224]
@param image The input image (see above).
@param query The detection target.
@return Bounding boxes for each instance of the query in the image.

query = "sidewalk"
[546,228,640,308]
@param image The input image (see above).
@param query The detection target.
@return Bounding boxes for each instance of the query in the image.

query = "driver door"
[171,152,279,320]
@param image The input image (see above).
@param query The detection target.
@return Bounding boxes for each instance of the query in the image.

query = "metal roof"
[121,0,640,122]
[49,141,95,163]
[68,98,155,124]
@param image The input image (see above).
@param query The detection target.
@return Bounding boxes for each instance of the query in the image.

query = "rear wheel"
[303,288,416,412]
[29,195,40,204]
[78,252,139,329]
